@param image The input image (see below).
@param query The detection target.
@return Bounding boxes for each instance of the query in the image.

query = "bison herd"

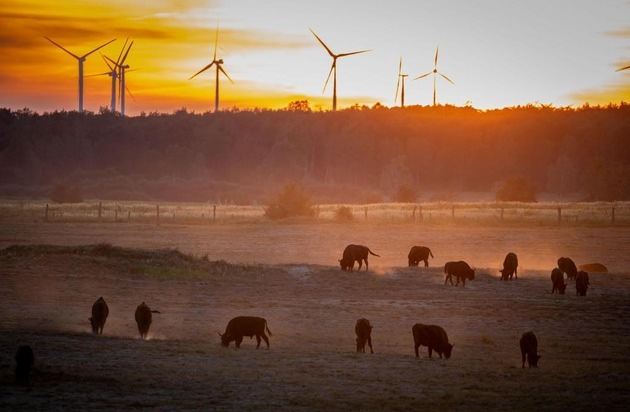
[13,245,604,385]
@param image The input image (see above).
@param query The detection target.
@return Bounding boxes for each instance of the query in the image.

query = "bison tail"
[265,322,273,337]
[367,249,380,257]
[429,249,434,258]
[151,310,161,314]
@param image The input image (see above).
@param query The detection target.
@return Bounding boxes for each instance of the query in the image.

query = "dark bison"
[220,316,272,349]
[499,252,518,281]
[355,318,374,353]
[412,323,453,359]
[519,331,540,368]
[135,302,161,340]
[444,261,475,286]
[15,345,34,386]
[89,296,109,335]
[339,244,380,271]
[558,257,578,280]
[576,270,590,296]
[578,263,607,273]
[550,268,566,294]
[408,246,434,267]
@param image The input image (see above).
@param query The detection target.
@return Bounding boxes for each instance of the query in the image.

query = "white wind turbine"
[413,46,454,106]
[103,39,134,116]
[45,37,116,112]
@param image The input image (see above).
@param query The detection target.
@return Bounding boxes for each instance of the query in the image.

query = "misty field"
[1,220,629,410]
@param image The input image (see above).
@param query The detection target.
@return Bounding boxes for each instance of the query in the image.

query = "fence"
[0,200,628,226]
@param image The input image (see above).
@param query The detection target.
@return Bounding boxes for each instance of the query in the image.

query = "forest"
[0,103,628,204]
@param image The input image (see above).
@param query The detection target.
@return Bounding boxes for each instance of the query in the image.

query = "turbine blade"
[395,76,400,103]
[100,53,115,71]
[44,37,79,59]
[189,62,215,80]
[82,38,116,59]
[398,57,402,76]
[338,49,371,58]
[218,65,234,83]
[116,38,129,66]
[413,72,432,80]
[103,55,118,68]
[125,84,136,101]
[85,72,111,77]
[214,24,219,61]
[309,28,335,57]
[616,65,630,71]
[119,40,134,65]
[434,46,439,68]
[323,62,335,93]
[438,72,455,84]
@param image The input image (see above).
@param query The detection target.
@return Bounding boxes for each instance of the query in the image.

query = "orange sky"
[1,0,629,114]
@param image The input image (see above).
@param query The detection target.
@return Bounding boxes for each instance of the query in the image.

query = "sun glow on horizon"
[0,0,628,115]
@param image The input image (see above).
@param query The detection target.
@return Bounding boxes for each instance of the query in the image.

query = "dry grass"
[0,223,629,410]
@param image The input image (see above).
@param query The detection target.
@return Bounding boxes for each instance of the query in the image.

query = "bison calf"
[220,316,272,349]
[500,252,518,281]
[558,257,578,280]
[15,345,34,386]
[355,318,374,353]
[444,261,475,286]
[576,270,590,296]
[339,244,380,271]
[408,246,434,267]
[551,268,566,294]
[89,296,109,335]
[135,302,160,340]
[519,331,540,368]
[412,323,453,359]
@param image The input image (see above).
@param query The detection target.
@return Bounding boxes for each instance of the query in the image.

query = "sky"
[1,0,629,115]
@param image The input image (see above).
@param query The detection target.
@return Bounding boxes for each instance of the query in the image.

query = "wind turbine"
[413,46,454,106]
[309,28,371,111]
[189,25,233,112]
[45,36,116,112]
[395,57,409,107]
[103,39,134,116]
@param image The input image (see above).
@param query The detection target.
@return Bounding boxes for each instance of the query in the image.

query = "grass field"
[0,220,629,410]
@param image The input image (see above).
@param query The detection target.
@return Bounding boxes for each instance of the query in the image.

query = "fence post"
[612,207,615,225]
[45,203,49,221]
[316,205,320,219]
[98,202,102,220]
[419,205,423,223]
[364,206,368,221]
[500,207,504,220]
[213,205,216,222]
[452,205,455,220]
[557,207,562,223]
[156,204,160,224]
[412,206,417,223]
[127,211,131,222]
[115,210,118,222]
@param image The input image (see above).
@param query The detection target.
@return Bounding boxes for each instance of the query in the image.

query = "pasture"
[0,218,629,410]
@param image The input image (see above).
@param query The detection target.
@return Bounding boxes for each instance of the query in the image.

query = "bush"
[50,182,83,203]
[264,183,315,220]
[335,206,354,221]
[393,185,417,203]
[495,177,538,202]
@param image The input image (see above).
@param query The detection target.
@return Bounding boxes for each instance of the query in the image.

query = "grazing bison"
[89,296,109,335]
[408,246,435,267]
[558,257,578,280]
[339,244,380,271]
[551,268,567,294]
[444,261,475,286]
[135,302,161,340]
[576,270,590,296]
[578,263,607,273]
[220,316,272,349]
[519,331,540,368]
[499,252,519,281]
[15,345,34,386]
[412,323,453,359]
[355,318,374,353]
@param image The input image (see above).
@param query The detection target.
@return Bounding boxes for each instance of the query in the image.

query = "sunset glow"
[1,0,629,115]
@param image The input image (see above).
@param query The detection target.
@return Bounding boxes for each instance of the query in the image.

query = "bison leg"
[357,259,363,271]
[414,343,420,358]
[235,336,243,348]
[365,258,368,271]
[428,346,433,358]
[260,332,270,349]
[423,259,429,267]
[445,274,453,286]
[367,336,373,354]
[521,351,526,368]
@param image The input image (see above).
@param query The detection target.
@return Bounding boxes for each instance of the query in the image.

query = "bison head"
[468,269,476,280]
[444,343,454,359]
[530,352,541,367]
[219,333,232,347]
[339,259,350,271]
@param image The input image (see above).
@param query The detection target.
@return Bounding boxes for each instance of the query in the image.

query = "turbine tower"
[310,28,370,111]
[395,57,409,107]
[45,36,116,112]
[413,46,454,106]
[189,25,233,112]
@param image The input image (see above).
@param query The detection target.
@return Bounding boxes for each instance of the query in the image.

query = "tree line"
[0,103,628,203]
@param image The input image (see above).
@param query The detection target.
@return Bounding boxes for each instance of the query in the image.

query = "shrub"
[335,206,354,221]
[50,182,83,204]
[495,177,538,202]
[264,183,315,220]
[393,185,417,203]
